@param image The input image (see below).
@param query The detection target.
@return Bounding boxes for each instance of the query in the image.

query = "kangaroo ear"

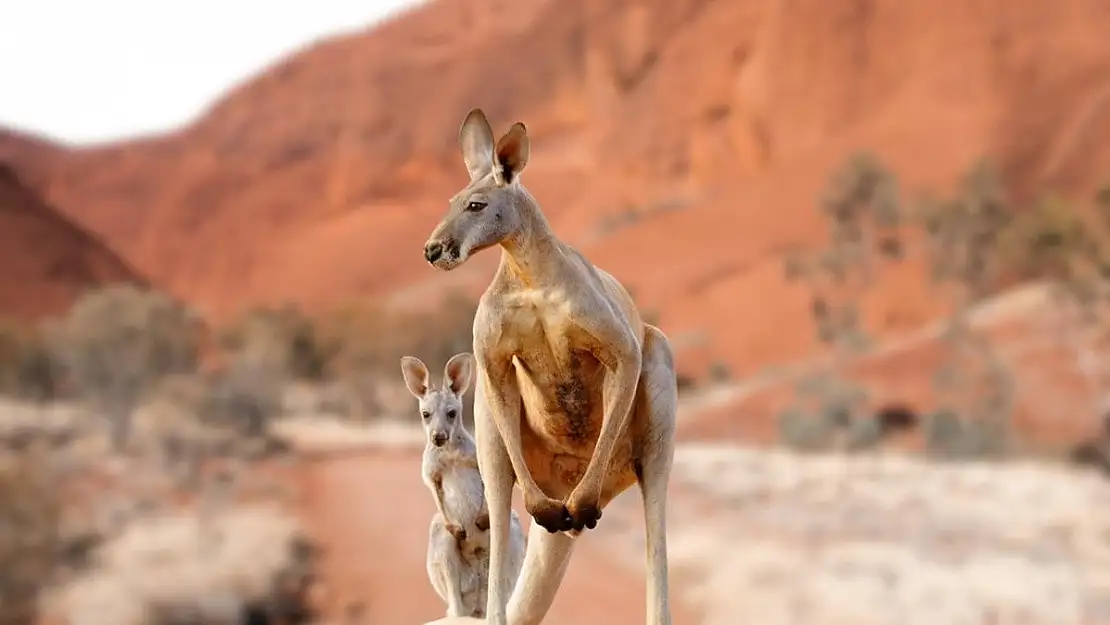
[459,108,495,182]
[495,122,529,184]
[400,356,430,398]
[443,352,475,396]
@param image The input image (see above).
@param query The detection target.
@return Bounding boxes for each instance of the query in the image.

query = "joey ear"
[495,122,529,184]
[443,352,475,396]
[459,108,495,181]
[400,356,430,398]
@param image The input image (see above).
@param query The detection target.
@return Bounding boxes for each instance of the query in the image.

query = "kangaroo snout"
[423,241,444,264]
[432,431,449,447]
[423,237,463,270]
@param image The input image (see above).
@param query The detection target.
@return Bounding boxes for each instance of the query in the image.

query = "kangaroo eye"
[421,411,431,420]
[447,409,457,420]
[466,201,487,212]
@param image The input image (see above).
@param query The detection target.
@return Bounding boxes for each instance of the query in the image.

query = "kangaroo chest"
[424,452,485,526]
[487,288,640,502]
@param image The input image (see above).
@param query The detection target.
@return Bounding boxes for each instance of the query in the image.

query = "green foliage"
[923,409,1008,460]
[776,407,838,452]
[819,152,904,253]
[784,152,903,353]
[911,163,1020,440]
[998,192,1110,322]
[916,160,1012,301]
[793,372,868,423]
[778,373,886,453]
[783,154,1070,460]
[844,416,886,451]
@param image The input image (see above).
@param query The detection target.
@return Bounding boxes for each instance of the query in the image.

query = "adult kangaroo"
[420,109,677,625]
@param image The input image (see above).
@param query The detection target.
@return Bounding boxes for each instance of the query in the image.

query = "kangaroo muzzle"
[424,241,444,264]
[423,236,462,270]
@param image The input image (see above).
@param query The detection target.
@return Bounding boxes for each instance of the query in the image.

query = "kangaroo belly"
[441,468,485,525]
[515,366,639,503]
[514,353,606,449]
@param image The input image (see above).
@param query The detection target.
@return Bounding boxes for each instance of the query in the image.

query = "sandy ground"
[649,444,1110,625]
[297,447,700,625]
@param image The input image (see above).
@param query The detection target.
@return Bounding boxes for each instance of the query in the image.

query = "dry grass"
[597,444,1110,625]
[0,448,63,625]
[45,504,318,625]
[0,395,316,625]
[0,400,90,452]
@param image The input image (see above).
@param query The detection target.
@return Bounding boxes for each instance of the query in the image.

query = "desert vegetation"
[778,154,1110,465]
[1,156,1108,624]
[0,283,478,625]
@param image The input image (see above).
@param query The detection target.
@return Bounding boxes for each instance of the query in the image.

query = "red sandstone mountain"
[2,0,1110,376]
[0,148,144,321]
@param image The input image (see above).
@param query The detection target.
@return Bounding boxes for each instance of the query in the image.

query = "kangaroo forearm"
[483,380,543,494]
[490,407,539,491]
[428,472,449,517]
[584,360,641,483]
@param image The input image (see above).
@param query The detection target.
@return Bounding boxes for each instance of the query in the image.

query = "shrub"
[707,362,732,383]
[0,448,62,625]
[0,321,58,402]
[320,290,475,378]
[200,355,287,439]
[316,291,476,420]
[218,304,332,381]
[48,285,202,451]
[776,407,837,452]
[50,505,321,625]
[843,416,885,451]
[923,409,1008,460]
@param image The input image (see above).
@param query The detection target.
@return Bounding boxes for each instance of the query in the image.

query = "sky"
[0,0,423,145]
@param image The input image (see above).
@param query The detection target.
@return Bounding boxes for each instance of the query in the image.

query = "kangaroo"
[418,109,678,625]
[401,353,526,619]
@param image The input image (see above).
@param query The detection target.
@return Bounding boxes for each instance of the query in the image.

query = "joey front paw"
[446,523,468,543]
[474,511,490,532]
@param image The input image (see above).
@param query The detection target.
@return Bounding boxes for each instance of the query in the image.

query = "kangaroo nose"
[424,242,444,264]
[433,433,448,447]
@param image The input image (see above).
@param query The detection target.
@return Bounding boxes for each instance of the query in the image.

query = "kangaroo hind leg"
[634,325,677,625]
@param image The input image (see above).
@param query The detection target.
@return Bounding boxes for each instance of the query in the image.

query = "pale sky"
[0,0,424,145]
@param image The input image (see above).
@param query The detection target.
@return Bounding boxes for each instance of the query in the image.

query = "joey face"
[423,108,530,271]
[399,353,475,448]
[415,389,465,448]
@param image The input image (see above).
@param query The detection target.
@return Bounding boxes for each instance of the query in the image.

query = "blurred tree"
[48,284,202,451]
[779,153,903,451]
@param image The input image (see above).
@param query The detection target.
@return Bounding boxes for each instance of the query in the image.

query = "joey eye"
[446,409,457,420]
[421,411,431,420]
[466,201,487,212]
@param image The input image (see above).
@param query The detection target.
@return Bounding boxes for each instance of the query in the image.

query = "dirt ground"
[297,447,699,625]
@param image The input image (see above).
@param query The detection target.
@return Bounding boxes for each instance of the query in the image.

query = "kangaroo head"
[423,108,531,271]
[399,353,475,448]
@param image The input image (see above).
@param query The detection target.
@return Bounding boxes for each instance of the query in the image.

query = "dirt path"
[297,448,698,625]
